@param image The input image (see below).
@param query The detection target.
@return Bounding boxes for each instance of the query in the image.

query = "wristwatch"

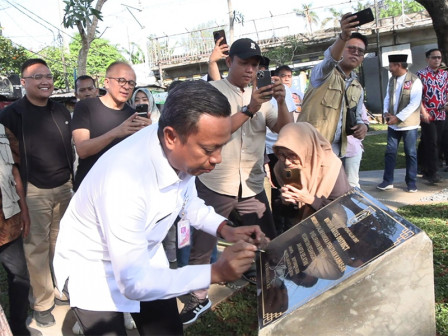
[241,105,254,119]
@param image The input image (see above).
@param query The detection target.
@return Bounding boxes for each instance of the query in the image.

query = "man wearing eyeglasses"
[75,75,99,101]
[416,48,448,184]
[71,61,150,191]
[0,58,73,329]
[298,13,368,158]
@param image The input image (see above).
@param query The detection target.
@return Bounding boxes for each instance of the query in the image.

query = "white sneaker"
[72,321,83,335]
[124,312,136,330]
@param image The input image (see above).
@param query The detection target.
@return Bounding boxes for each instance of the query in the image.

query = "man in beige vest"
[298,13,368,158]
[377,54,422,192]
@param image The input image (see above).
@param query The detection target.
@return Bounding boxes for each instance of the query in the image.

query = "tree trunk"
[416,0,448,64]
[76,0,108,76]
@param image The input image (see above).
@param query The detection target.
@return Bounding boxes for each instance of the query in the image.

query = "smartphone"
[282,168,302,189]
[213,29,228,55]
[348,8,374,27]
[136,104,149,117]
[256,70,273,100]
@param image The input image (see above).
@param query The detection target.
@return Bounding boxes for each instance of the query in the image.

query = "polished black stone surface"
[257,188,421,329]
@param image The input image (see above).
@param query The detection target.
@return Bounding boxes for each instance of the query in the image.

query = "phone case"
[349,8,374,27]
[256,70,272,89]
[282,168,302,189]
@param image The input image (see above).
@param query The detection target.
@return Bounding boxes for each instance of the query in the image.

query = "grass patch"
[185,285,258,336]
[360,126,419,171]
[397,203,448,336]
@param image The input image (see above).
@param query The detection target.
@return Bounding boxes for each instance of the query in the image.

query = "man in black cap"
[180,38,292,325]
[377,54,422,192]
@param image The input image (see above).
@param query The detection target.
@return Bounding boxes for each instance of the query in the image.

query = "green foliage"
[122,42,145,65]
[185,286,258,336]
[38,33,124,90]
[352,1,373,12]
[69,34,125,82]
[264,36,306,68]
[63,0,103,29]
[360,128,408,171]
[379,0,425,18]
[321,8,344,29]
[38,46,76,89]
[0,36,31,75]
[397,204,448,335]
[294,4,320,34]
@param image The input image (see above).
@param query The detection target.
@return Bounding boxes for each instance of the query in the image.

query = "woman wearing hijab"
[273,122,351,223]
[131,88,161,122]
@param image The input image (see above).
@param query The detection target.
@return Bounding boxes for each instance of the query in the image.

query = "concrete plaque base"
[257,188,435,336]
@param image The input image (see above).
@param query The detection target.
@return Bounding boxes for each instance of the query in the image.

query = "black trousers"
[73,298,183,336]
[418,120,448,176]
[0,237,31,336]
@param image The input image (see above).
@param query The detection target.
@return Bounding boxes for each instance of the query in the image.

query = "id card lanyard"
[177,195,190,248]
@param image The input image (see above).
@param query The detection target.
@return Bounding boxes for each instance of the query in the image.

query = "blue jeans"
[383,127,418,188]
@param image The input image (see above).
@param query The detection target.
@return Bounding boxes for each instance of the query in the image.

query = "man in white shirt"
[53,80,267,335]
[377,54,422,193]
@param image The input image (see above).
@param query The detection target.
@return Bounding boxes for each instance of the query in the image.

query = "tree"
[39,34,124,89]
[69,34,125,82]
[294,4,320,35]
[321,8,344,29]
[0,36,30,75]
[63,0,108,76]
[379,0,425,18]
[263,36,305,67]
[415,0,448,64]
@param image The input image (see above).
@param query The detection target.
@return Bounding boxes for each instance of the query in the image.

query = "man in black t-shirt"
[72,62,150,191]
[0,58,73,330]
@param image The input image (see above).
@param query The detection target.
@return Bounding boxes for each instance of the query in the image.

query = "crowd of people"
[0,11,446,336]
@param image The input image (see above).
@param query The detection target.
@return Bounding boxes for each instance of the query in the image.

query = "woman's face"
[134,91,149,105]
[275,146,302,169]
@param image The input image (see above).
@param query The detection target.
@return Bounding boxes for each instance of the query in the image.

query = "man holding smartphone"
[181,38,293,325]
[298,13,368,158]
[71,61,150,191]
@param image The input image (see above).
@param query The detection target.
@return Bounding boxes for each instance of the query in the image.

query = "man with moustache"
[298,13,369,158]
[74,75,99,101]
[377,54,422,193]
[71,61,150,191]
[53,80,266,335]
[0,58,73,328]
[416,48,448,183]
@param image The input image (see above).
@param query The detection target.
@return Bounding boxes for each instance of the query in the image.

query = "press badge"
[177,196,190,248]
[177,218,190,248]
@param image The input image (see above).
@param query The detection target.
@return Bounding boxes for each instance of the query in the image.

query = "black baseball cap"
[388,54,408,63]
[229,38,262,60]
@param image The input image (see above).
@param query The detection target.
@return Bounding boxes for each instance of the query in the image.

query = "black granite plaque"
[257,188,421,329]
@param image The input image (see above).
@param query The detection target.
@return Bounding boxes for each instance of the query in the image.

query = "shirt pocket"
[321,84,343,118]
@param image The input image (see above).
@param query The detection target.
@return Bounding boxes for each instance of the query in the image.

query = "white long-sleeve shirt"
[383,72,423,131]
[54,124,225,312]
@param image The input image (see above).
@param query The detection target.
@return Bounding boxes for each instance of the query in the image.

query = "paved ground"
[29,167,448,335]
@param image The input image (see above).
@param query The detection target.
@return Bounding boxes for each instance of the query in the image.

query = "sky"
[0,0,368,62]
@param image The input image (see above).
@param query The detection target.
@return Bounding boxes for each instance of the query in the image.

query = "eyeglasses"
[429,56,442,60]
[107,77,137,88]
[346,46,365,56]
[276,151,299,162]
[22,73,54,80]
[78,86,96,93]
